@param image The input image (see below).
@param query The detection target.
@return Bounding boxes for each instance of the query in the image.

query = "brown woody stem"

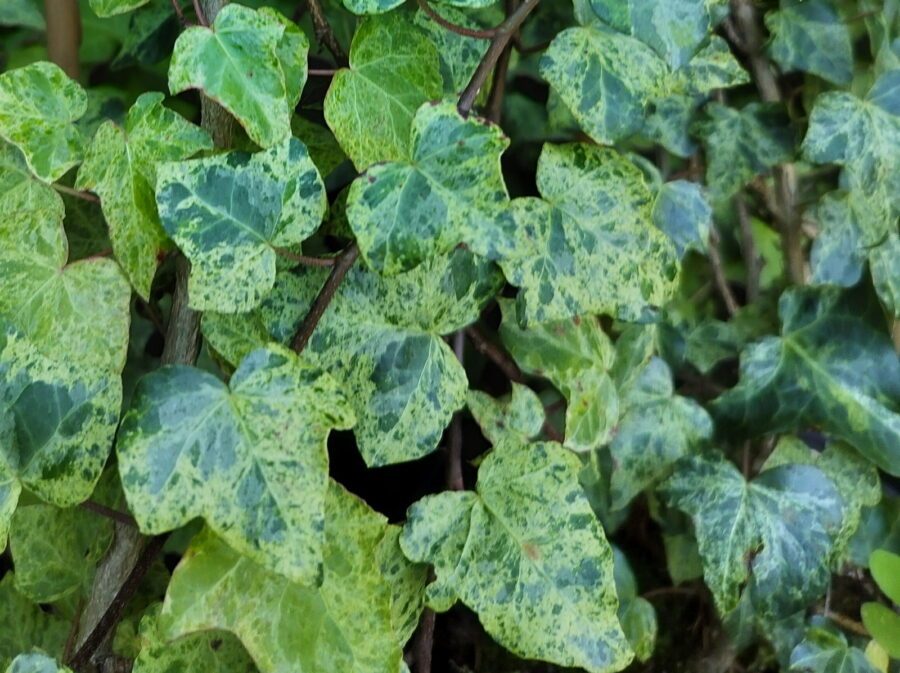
[291,244,359,353]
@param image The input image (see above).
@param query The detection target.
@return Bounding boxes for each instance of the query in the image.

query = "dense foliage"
[0,0,898,671]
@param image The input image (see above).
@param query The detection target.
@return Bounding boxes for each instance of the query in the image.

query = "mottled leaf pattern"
[0,575,68,670]
[118,345,354,584]
[789,625,879,673]
[88,0,151,17]
[714,286,900,476]
[652,180,711,257]
[347,101,509,274]
[168,5,308,148]
[155,137,326,313]
[402,440,633,672]
[203,250,501,466]
[766,0,853,85]
[159,482,411,673]
[324,14,442,169]
[412,6,490,95]
[76,92,212,298]
[467,383,545,445]
[0,62,86,182]
[613,547,657,663]
[662,453,844,617]
[497,143,679,324]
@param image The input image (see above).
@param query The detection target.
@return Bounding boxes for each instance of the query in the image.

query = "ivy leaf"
[0,575,69,670]
[401,440,633,673]
[497,143,679,325]
[0,176,130,515]
[651,180,711,257]
[694,102,796,204]
[324,14,442,170]
[661,452,844,617]
[168,4,308,148]
[870,232,900,318]
[88,0,151,18]
[713,286,900,476]
[376,527,428,648]
[0,0,45,29]
[467,383,545,445]
[202,249,502,467]
[0,62,87,182]
[111,0,180,70]
[4,654,72,673]
[346,101,509,275]
[155,137,326,313]
[766,0,853,86]
[608,358,713,510]
[413,6,490,95]
[159,482,414,673]
[340,0,405,14]
[118,345,354,584]
[132,606,257,673]
[789,625,879,673]
[802,70,900,214]
[498,300,619,452]
[76,92,212,298]
[612,547,657,663]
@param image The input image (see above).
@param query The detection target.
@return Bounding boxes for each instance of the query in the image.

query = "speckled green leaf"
[324,14,442,169]
[540,26,667,145]
[202,249,502,466]
[713,286,900,476]
[652,179,711,257]
[0,575,68,670]
[695,102,795,204]
[132,606,257,673]
[789,625,879,673]
[76,92,212,298]
[641,94,701,158]
[155,137,326,313]
[168,4,308,148]
[377,526,428,647]
[4,654,72,673]
[413,6,490,95]
[159,482,410,673]
[608,358,712,510]
[0,62,86,182]
[88,0,151,17]
[347,101,509,274]
[673,36,750,93]
[662,452,844,617]
[0,175,130,510]
[612,547,657,663]
[0,0,44,29]
[870,232,900,317]
[9,500,114,603]
[763,437,881,558]
[340,0,404,14]
[802,70,900,215]
[766,0,853,86]
[498,143,679,324]
[118,345,354,584]
[401,440,633,673]
[498,299,619,451]
[467,383,545,445]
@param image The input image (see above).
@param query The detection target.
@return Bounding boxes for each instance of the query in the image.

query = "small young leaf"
[118,345,354,584]
[4,653,72,673]
[346,101,509,275]
[467,383,545,446]
[401,440,633,673]
[155,137,326,313]
[168,4,308,148]
[324,14,442,169]
[0,62,86,182]
[76,92,212,298]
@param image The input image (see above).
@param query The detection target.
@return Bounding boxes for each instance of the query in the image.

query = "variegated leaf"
[0,575,68,670]
[467,382,545,446]
[117,345,354,584]
[401,440,633,673]
[4,654,72,673]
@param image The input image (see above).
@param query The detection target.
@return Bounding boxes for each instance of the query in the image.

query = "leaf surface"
[766,0,853,85]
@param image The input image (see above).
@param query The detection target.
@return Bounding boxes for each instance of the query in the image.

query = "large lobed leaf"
[117,345,354,584]
[202,249,502,467]
[401,440,633,673]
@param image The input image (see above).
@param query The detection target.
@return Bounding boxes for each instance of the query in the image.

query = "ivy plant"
[0,0,898,672]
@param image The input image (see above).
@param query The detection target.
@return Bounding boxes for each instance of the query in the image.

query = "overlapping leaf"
[89,0,151,18]
[766,0,853,86]
[412,6,490,95]
[497,143,679,324]
[498,299,619,451]
[159,482,420,673]
[168,4,308,148]
[713,286,900,476]
[202,249,501,467]
[608,357,712,510]
[662,453,844,617]
[324,14,442,169]
[789,625,879,673]
[347,101,510,275]
[76,92,212,297]
[4,654,71,673]
[0,62,86,182]
[612,547,657,663]
[0,575,68,670]
[118,345,354,584]
[467,382,545,446]
[402,440,632,672]
[155,137,326,313]
[0,168,130,523]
